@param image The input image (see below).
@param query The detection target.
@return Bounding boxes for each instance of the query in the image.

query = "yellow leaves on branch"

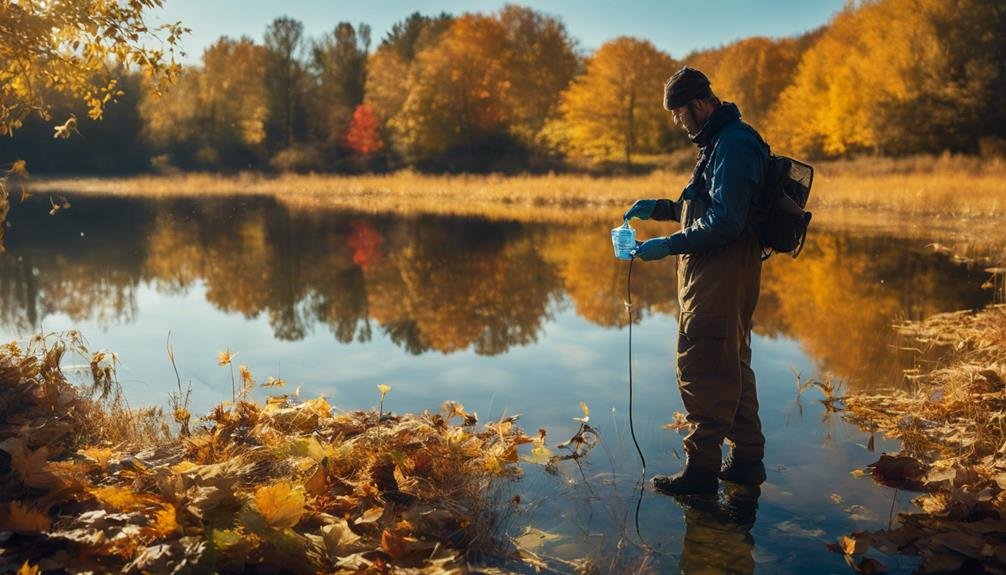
[253,482,306,530]
[0,0,188,135]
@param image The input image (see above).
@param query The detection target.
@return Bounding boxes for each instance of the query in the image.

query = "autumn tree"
[264,17,308,150]
[766,0,1006,158]
[365,13,453,157]
[0,0,186,135]
[544,37,677,168]
[141,37,269,169]
[310,22,371,150]
[497,5,579,150]
[379,12,453,62]
[685,36,809,131]
[389,14,513,166]
[344,104,383,154]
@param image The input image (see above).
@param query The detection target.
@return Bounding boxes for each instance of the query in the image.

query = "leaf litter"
[0,332,564,573]
[833,305,1006,573]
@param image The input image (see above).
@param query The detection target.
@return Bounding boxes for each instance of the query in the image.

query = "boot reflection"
[677,483,760,575]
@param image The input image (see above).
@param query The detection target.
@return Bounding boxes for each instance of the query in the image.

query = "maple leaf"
[2,438,65,492]
[253,482,305,530]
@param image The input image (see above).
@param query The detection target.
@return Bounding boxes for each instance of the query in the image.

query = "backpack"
[749,154,814,260]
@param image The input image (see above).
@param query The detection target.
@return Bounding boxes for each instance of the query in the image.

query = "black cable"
[626,257,646,471]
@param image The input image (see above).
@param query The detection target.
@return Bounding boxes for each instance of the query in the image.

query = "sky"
[148,0,848,63]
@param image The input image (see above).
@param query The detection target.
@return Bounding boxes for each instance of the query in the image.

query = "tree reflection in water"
[0,193,993,387]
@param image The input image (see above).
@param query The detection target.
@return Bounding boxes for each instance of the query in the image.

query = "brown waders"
[675,223,765,473]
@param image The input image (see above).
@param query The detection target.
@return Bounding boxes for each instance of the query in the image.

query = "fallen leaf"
[380,529,412,559]
[79,447,115,469]
[515,526,562,551]
[253,482,305,530]
[841,535,870,555]
[1,502,51,533]
[355,506,383,525]
[304,463,327,497]
[91,485,154,511]
[321,518,362,556]
[153,505,178,536]
[866,454,927,489]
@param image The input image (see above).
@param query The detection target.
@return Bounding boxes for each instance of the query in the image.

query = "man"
[624,66,769,495]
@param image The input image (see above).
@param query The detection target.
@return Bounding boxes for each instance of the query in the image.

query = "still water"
[0,194,996,573]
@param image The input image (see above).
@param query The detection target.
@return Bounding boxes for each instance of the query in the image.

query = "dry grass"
[28,154,1006,229]
[0,333,547,573]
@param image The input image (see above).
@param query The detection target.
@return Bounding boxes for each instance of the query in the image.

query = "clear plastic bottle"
[611,220,637,260]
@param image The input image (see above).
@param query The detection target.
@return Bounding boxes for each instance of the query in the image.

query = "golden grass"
[29,154,1006,230]
[0,333,562,573]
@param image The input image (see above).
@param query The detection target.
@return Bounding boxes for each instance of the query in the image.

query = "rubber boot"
[652,469,718,496]
[719,456,766,486]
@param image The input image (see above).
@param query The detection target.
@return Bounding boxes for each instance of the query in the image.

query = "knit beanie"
[664,66,713,110]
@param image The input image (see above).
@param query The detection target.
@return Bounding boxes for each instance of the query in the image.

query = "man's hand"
[631,237,672,261]
[623,199,658,221]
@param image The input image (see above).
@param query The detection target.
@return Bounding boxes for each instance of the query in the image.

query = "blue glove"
[631,237,672,261]
[624,199,657,221]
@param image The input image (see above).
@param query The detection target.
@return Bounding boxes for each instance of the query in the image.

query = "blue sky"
[150,0,846,62]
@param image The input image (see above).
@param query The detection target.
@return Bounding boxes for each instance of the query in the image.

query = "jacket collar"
[690,102,741,149]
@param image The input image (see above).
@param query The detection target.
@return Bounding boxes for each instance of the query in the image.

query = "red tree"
[344,104,383,154]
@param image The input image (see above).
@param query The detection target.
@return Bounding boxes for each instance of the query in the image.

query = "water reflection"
[0,193,993,385]
[678,485,760,575]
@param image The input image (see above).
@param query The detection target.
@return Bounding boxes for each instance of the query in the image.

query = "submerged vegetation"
[836,305,1006,573]
[0,333,559,573]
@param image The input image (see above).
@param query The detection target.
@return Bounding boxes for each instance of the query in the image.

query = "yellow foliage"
[766,0,1004,158]
[544,36,676,167]
[0,0,185,135]
[253,482,306,530]
[16,562,39,575]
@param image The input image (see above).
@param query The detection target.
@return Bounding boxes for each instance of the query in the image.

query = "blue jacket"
[654,103,769,254]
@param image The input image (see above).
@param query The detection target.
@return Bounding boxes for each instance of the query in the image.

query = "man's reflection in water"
[677,484,760,574]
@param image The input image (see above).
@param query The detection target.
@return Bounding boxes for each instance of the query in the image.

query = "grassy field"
[28,155,1006,230]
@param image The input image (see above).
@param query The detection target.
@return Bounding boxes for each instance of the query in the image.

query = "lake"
[0,193,998,573]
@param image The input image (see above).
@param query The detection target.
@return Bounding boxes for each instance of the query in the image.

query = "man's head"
[664,66,721,136]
